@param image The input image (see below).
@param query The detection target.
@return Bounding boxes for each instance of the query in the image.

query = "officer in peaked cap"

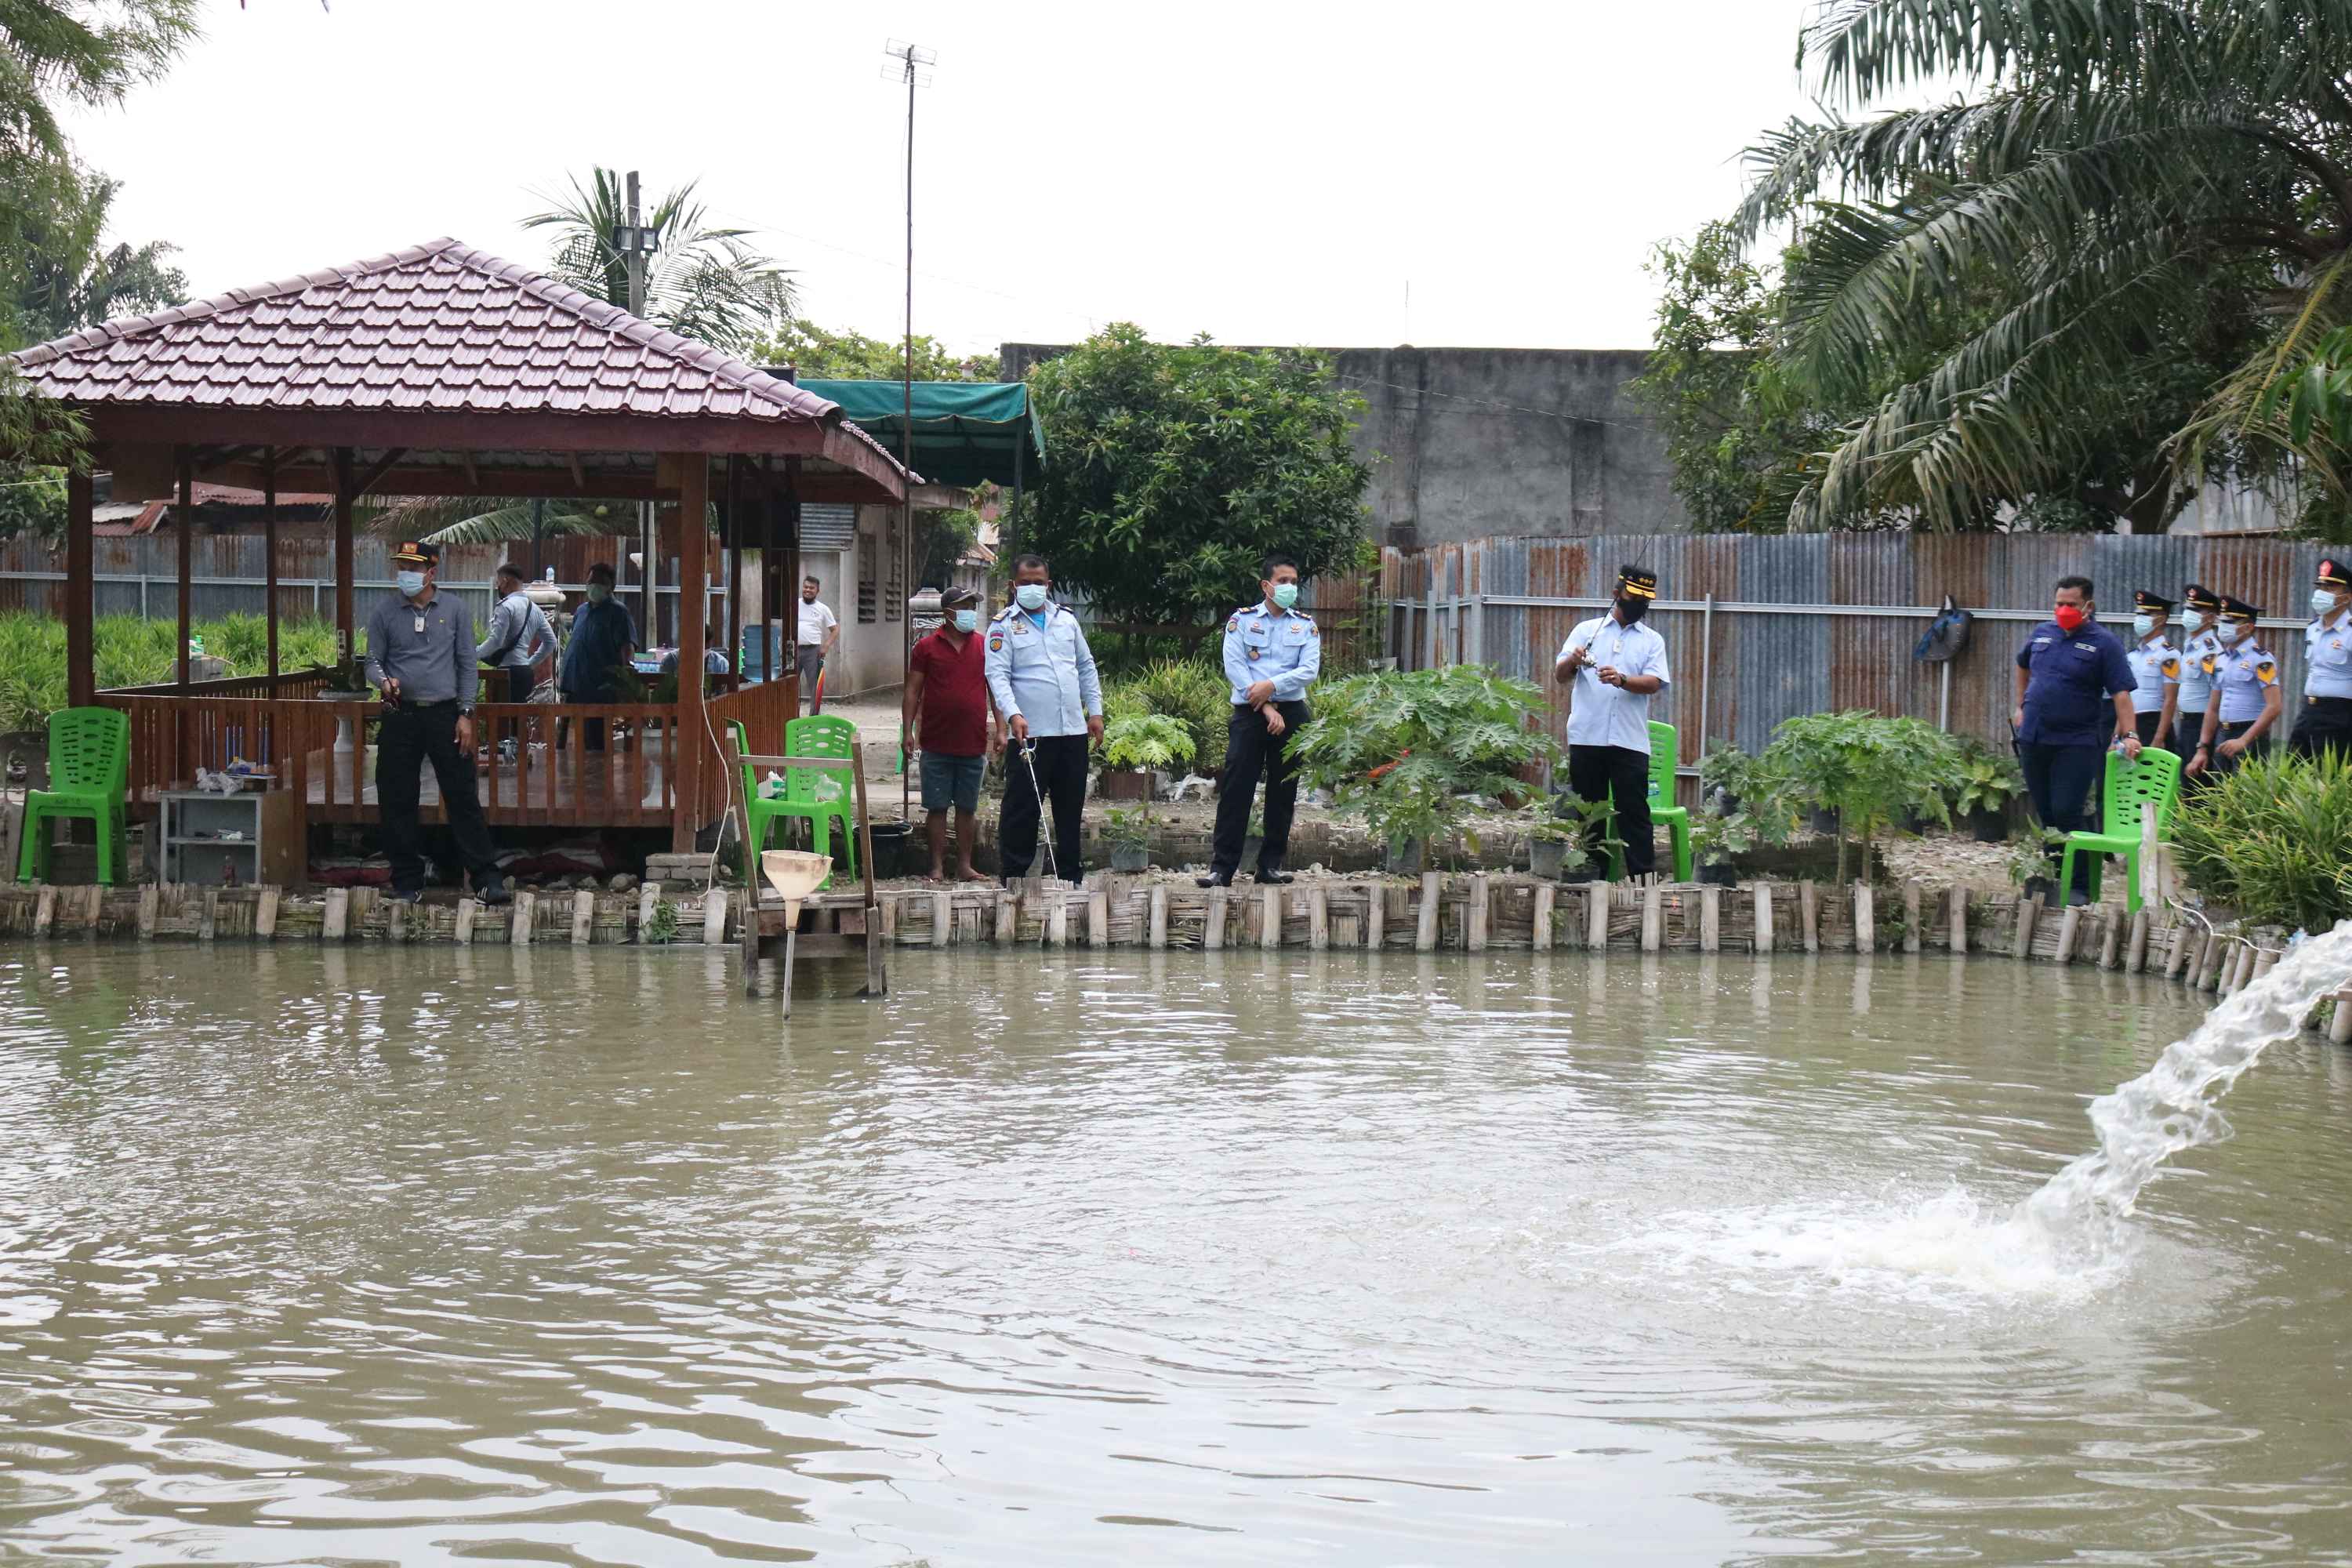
[2187,594,2282,782]
[1554,564,1671,880]
[2123,589,2180,749]
[1200,554,1322,888]
[2166,583,2224,767]
[2290,556,2352,763]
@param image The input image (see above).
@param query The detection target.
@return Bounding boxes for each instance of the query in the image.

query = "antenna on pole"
[885,39,934,821]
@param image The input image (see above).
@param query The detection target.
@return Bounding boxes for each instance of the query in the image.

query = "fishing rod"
[1018,737,1060,885]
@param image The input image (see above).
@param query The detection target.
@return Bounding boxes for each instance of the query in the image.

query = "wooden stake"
[2013,892,2039,958]
[2139,800,2161,912]
[1047,892,1069,948]
[2098,912,2124,971]
[256,886,280,939]
[1417,872,1442,952]
[934,891,953,950]
[385,898,407,945]
[566,890,590,946]
[1149,884,1169,948]
[637,880,660,942]
[198,891,219,942]
[2193,931,2224,990]
[1466,874,1488,953]
[1752,881,1773,954]
[1531,882,1555,953]
[1947,886,1967,954]
[2163,921,2193,979]
[1852,882,1875,953]
[1090,888,1110,950]
[2125,908,2151,973]
[1586,880,1610,950]
[511,889,535,946]
[700,887,728,946]
[137,884,159,938]
[2330,990,2352,1045]
[1205,886,1227,950]
[2252,946,2280,982]
[1308,885,1330,950]
[1699,885,1720,953]
[1364,884,1385,950]
[1901,880,1921,954]
[322,887,350,942]
[1799,881,1820,953]
[2054,905,2084,964]
[996,891,1018,944]
[455,896,477,945]
[1639,881,1663,953]
[1261,885,1282,950]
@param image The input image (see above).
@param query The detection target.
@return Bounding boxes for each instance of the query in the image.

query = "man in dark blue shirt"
[557,561,638,754]
[2013,573,2141,906]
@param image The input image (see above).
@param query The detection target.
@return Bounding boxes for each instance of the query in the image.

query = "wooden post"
[1531,882,1555,953]
[996,891,1018,944]
[511,889,535,946]
[455,896,477,945]
[1639,882,1663,952]
[2125,908,2151,973]
[700,886,728,945]
[724,455,742,695]
[332,447,356,666]
[1901,880,1921,954]
[1586,881,1610,949]
[1308,885,1330,950]
[263,448,281,681]
[1261,885,1282,949]
[923,889,948,949]
[383,897,405,945]
[136,883,159,938]
[1047,891,1069,947]
[2139,800,2161,912]
[1466,874,1488,952]
[572,890,595,945]
[2098,911,2124,970]
[2013,892,2040,957]
[1205,885,1228,950]
[2053,905,2082,964]
[1948,887,1968,954]
[256,886,279,938]
[2331,991,2352,1045]
[1700,885,1721,953]
[1852,882,1875,953]
[1752,881,1773,954]
[32,884,56,936]
[1364,884,1385,950]
[1149,884,1169,948]
[2193,931,2224,990]
[1089,887,1109,949]
[637,881,661,942]
[2252,946,2279,982]
[322,887,350,942]
[176,449,193,691]
[2164,922,2194,978]
[65,470,94,708]
[198,890,219,942]
[1799,881,1820,953]
[1417,873,1442,952]
[673,456,710,853]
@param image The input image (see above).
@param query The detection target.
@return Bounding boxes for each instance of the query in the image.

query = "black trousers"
[1212,700,1309,877]
[492,666,535,746]
[1001,733,1089,883]
[1567,743,1653,878]
[555,690,611,753]
[2133,710,2165,747]
[2206,719,2265,778]
[2020,740,2103,895]
[2288,695,2352,762]
[377,702,502,895]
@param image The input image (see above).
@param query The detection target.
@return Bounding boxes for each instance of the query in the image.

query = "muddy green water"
[2,948,2350,1565]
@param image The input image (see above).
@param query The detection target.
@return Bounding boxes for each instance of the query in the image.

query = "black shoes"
[1197,871,1232,888]
[477,881,513,906]
[1256,869,1295,885]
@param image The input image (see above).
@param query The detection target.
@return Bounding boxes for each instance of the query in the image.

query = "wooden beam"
[332,448,356,666]
[176,448,193,691]
[65,469,94,706]
[263,448,280,680]
[673,450,709,853]
[724,455,742,689]
[351,446,412,499]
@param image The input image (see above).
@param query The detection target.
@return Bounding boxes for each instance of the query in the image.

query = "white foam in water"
[1625,922,2352,1309]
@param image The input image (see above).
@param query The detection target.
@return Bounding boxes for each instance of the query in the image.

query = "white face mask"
[2132,613,2155,639]
[395,570,426,597]
[1014,583,1049,612]
[953,608,978,633]
[2312,589,2341,619]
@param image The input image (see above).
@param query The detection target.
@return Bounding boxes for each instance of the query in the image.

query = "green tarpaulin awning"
[800,379,1045,490]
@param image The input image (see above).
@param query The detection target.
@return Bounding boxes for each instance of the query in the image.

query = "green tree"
[1732,0,2350,532]
[523,167,795,358]
[748,317,999,381]
[13,169,183,344]
[1014,325,1374,625]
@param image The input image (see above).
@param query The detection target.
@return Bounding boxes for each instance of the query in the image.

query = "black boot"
[1196,870,1232,888]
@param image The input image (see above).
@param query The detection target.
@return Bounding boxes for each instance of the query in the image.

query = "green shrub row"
[2172,750,2352,932]
[0,611,346,733]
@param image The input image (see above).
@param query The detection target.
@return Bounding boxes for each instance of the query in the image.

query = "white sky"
[64,0,1832,358]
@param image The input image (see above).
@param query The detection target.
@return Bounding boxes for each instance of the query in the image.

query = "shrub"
[1099,712,1197,774]
[1758,710,1959,884]
[1128,657,1229,775]
[2172,750,2352,930]
[0,612,359,731]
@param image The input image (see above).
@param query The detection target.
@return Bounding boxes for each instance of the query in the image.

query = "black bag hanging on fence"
[1915,594,1973,662]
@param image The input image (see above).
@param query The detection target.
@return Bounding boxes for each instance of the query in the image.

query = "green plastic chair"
[738,714,859,878]
[16,707,130,886]
[2056,746,2181,914]
[1605,720,1695,882]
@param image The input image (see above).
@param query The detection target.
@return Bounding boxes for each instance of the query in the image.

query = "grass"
[0,611,349,733]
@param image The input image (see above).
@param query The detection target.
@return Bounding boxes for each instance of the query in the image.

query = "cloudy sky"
[64,0,1835,358]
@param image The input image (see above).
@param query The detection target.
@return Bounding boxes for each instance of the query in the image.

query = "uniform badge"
[1227,616,1239,633]
[2258,659,2278,684]
[2201,655,2216,675]
[1247,647,1261,661]
[987,633,1004,653]
[2162,657,2180,679]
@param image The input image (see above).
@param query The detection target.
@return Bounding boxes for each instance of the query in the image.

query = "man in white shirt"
[797,575,840,714]
[1553,564,1672,879]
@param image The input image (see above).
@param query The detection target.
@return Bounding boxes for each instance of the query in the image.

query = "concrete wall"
[1000,343,1685,547]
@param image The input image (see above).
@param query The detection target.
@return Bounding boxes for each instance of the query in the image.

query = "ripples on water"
[2,946,2351,1564]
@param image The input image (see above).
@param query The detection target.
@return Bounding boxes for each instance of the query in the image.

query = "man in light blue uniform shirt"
[2122,588,2180,749]
[1554,564,1671,880]
[2187,594,2281,781]
[2290,556,2352,762]
[2165,583,2223,770]
[1202,554,1321,887]
[983,552,1102,884]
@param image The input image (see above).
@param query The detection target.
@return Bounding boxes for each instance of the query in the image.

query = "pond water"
[3,946,2351,1566]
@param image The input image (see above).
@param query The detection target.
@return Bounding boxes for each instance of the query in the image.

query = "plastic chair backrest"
[2100,746,2182,837]
[783,714,855,805]
[1646,720,1679,804]
[49,707,129,795]
[728,719,756,803]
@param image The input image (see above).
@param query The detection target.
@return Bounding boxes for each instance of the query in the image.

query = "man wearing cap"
[1554,565,1671,880]
[2187,595,2282,780]
[362,543,509,906]
[2165,584,2225,771]
[1202,554,1322,889]
[2291,557,2352,762]
[2124,590,2182,749]
[985,554,1103,886]
[904,586,997,883]
[2013,574,2139,907]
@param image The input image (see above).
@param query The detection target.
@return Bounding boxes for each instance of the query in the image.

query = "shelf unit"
[158,789,302,887]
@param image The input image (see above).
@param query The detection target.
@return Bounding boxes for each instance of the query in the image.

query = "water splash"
[2019,920,2352,1248]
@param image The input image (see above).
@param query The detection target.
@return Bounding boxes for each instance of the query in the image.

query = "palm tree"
[522,167,794,358]
[1734,0,2352,531]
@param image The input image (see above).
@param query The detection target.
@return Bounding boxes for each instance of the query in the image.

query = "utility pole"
[885,41,933,818]
[614,170,660,643]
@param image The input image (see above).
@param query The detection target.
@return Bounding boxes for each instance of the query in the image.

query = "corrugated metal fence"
[1385,533,2331,768]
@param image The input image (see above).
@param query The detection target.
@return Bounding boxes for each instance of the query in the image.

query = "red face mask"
[2053,604,2086,633]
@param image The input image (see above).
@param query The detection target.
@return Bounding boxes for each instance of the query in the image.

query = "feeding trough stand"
[730,734,885,1012]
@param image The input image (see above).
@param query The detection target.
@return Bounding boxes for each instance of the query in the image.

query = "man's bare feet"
[924,866,948,883]
[953,866,990,884]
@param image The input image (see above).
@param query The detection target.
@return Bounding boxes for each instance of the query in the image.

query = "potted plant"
[1527,816,1578,880]
[2007,825,2071,907]
[1292,664,1562,877]
[1948,740,2025,843]
[1698,745,1761,815]
[1690,811,1772,886]
[1104,804,1152,873]
[1526,793,1616,880]
[1098,712,1196,802]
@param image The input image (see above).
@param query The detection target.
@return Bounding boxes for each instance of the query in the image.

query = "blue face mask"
[2312,589,2340,618]
[395,570,426,597]
[953,608,978,633]
[1015,583,1048,612]
[1271,582,1299,610]
[2132,613,2155,639]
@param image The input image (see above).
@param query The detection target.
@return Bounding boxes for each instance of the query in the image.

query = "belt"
[392,699,456,713]
[2303,693,2352,707]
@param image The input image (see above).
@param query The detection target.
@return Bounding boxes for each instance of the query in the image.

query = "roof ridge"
[9,238,469,368]
[429,241,837,423]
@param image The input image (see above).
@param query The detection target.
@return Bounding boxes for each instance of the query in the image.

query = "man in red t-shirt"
[903,586,998,881]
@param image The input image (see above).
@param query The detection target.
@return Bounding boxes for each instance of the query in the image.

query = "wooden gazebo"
[9,238,913,855]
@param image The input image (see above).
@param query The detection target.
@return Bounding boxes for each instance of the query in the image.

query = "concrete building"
[1000,343,1684,547]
